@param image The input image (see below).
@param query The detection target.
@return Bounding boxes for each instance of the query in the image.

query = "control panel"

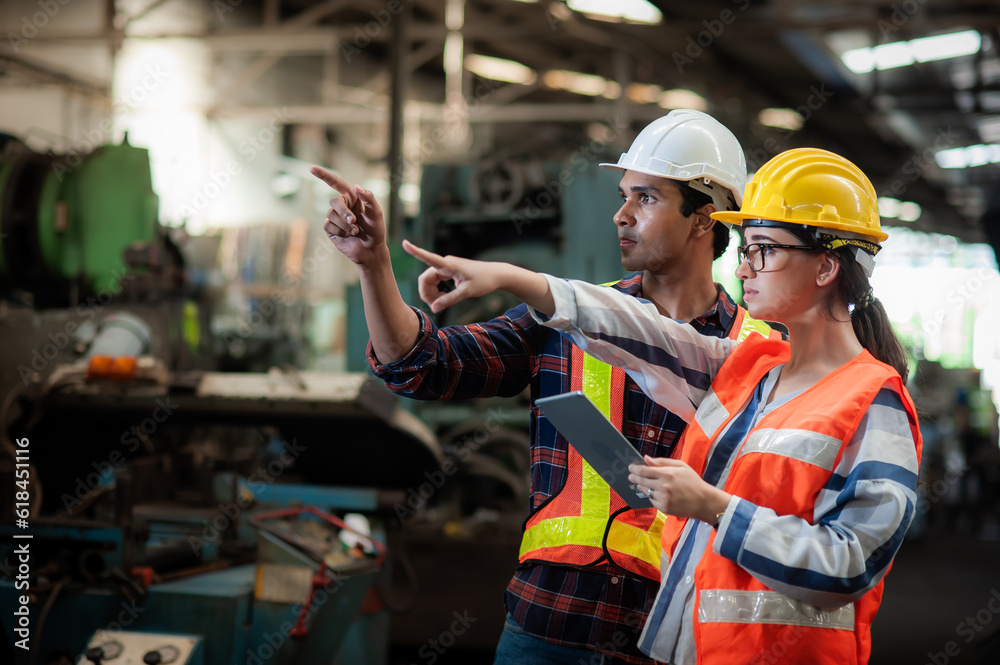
[77,631,202,665]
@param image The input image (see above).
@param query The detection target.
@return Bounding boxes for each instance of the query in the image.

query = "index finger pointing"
[402,239,448,268]
[310,165,353,195]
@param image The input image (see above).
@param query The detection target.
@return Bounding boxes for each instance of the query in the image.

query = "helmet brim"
[600,163,744,208]
[710,211,889,242]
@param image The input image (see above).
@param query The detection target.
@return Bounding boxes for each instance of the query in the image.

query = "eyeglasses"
[737,243,819,272]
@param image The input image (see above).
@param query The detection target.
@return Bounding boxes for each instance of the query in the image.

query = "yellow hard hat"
[712,147,888,243]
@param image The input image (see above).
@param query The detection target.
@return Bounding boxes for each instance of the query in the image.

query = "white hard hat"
[600,109,748,213]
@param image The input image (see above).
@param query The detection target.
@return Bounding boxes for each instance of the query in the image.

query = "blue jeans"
[494,614,634,665]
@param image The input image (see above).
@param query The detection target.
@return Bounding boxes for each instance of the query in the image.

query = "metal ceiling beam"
[208,31,337,53]
[21,11,1000,48]
[0,52,110,98]
[209,101,672,124]
[211,0,352,106]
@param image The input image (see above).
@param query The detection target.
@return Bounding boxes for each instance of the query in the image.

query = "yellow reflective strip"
[580,354,612,518]
[581,353,613,417]
[606,511,666,569]
[737,314,772,342]
[518,515,609,558]
[523,329,667,563]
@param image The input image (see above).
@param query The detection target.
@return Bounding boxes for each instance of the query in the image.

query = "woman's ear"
[815,251,840,287]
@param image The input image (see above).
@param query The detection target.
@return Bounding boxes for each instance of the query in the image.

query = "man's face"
[614,170,699,273]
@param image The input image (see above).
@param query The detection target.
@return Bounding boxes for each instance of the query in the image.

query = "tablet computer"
[536,391,653,510]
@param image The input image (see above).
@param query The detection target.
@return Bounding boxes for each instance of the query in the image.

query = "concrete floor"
[870,531,1000,665]
[388,518,1000,665]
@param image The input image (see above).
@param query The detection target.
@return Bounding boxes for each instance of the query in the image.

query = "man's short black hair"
[670,180,731,260]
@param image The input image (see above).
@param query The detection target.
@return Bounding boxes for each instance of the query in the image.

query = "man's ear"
[691,204,718,237]
[815,251,841,287]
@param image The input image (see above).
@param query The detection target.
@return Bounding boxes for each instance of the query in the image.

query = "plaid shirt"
[368,273,741,664]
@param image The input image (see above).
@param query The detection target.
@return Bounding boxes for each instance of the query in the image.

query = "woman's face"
[735,226,829,323]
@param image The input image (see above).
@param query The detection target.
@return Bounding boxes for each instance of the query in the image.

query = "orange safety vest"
[662,335,921,664]
[518,305,779,581]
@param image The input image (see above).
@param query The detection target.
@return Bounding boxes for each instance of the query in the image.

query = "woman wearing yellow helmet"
[402,147,920,665]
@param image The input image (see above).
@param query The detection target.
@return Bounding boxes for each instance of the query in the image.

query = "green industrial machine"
[0,134,158,305]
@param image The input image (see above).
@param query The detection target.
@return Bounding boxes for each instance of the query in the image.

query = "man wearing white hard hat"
[311,109,779,665]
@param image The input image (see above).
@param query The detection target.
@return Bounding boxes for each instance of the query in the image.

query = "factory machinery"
[0,135,628,664]
[0,136,449,664]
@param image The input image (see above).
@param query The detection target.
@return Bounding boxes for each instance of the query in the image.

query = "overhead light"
[878,196,921,222]
[626,82,662,104]
[362,179,420,204]
[566,0,661,24]
[400,183,420,204]
[841,29,981,74]
[443,32,463,77]
[935,143,1000,169]
[465,54,536,85]
[878,197,900,217]
[758,108,804,131]
[588,122,619,142]
[976,116,1000,143]
[897,201,922,222]
[912,30,982,63]
[659,89,707,111]
[445,0,465,31]
[543,69,620,98]
[363,179,390,197]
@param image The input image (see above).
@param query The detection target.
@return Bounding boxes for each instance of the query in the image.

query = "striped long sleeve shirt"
[532,275,920,664]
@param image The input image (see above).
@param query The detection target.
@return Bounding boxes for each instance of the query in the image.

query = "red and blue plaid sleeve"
[368,304,540,400]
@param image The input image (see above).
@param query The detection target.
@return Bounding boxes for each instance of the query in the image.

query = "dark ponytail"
[789,228,910,383]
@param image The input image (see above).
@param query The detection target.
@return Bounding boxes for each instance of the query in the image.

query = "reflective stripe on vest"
[518,349,665,577]
[699,589,855,630]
